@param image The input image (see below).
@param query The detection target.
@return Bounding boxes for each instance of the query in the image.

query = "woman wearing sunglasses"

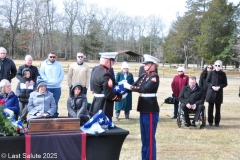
[205,60,228,127]
[199,64,213,99]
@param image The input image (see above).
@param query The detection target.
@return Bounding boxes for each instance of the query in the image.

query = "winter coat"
[171,73,189,98]
[67,83,89,118]
[115,72,134,111]
[199,74,208,92]
[205,70,228,104]
[0,92,20,120]
[16,68,36,103]
[16,64,40,84]
[0,58,17,82]
[178,84,205,106]
[28,91,56,119]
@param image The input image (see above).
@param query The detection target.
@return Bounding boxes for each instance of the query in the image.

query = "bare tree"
[0,0,27,57]
[62,0,82,60]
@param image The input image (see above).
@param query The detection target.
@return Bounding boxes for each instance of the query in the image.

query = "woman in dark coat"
[199,64,213,99]
[115,62,134,120]
[67,83,90,126]
[206,60,227,127]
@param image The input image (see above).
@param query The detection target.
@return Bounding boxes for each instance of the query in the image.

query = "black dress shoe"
[172,115,177,119]
[209,123,212,126]
[215,124,219,127]
[191,121,196,127]
[184,123,190,127]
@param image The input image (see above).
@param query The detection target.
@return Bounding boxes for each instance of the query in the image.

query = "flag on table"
[81,110,116,134]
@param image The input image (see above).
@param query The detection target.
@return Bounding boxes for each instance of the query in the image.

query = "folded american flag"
[113,84,126,95]
[81,110,116,134]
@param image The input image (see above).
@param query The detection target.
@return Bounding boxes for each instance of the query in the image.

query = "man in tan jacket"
[67,52,90,95]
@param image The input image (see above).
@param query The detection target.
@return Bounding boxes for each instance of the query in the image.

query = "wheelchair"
[177,104,206,129]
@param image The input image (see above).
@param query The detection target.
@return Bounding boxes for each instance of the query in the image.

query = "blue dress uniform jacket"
[131,72,159,113]
[89,65,122,118]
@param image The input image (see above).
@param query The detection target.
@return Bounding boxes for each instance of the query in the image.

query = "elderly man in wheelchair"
[178,76,205,127]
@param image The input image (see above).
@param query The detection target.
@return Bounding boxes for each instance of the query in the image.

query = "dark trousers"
[208,103,221,125]
[140,113,159,160]
[173,102,179,116]
[180,103,204,124]
[20,102,28,121]
[79,115,90,126]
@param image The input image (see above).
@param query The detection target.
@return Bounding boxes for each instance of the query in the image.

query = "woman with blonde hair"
[115,62,134,120]
[0,79,20,120]
[206,60,227,127]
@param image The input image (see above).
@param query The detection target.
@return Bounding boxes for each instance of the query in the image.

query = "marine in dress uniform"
[122,54,160,160]
[89,52,125,120]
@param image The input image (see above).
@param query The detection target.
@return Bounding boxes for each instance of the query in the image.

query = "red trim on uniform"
[81,132,87,160]
[149,113,153,160]
[25,133,31,160]
[112,95,117,100]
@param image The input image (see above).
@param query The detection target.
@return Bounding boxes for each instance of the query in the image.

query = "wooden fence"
[15,62,240,78]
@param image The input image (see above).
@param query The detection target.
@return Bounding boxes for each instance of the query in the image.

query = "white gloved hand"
[123,82,132,90]
[122,93,128,99]
[118,80,127,85]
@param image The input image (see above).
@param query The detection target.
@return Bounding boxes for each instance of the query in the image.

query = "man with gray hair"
[171,66,189,119]
[0,47,17,82]
[16,55,39,121]
[16,55,40,85]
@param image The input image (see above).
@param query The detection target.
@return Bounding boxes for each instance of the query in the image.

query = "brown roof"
[117,50,142,57]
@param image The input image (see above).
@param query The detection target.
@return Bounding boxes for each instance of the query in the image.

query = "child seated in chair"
[67,83,90,126]
[178,76,205,127]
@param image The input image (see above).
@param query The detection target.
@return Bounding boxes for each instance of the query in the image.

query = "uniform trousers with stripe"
[140,112,159,160]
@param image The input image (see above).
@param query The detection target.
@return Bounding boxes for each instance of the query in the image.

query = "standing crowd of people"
[0,45,229,160]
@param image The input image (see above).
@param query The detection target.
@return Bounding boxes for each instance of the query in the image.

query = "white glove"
[122,93,128,99]
[4,108,14,117]
[123,82,132,90]
[118,80,127,85]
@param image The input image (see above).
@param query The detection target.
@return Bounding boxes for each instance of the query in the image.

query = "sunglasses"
[77,56,84,58]
[215,65,221,67]
[49,56,56,58]
[178,71,183,72]
[207,67,212,69]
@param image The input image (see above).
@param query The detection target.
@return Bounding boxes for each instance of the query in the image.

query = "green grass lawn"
[11,60,240,160]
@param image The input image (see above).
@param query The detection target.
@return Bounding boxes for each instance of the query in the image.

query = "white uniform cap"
[142,54,160,67]
[121,61,130,70]
[177,66,185,72]
[99,52,118,61]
